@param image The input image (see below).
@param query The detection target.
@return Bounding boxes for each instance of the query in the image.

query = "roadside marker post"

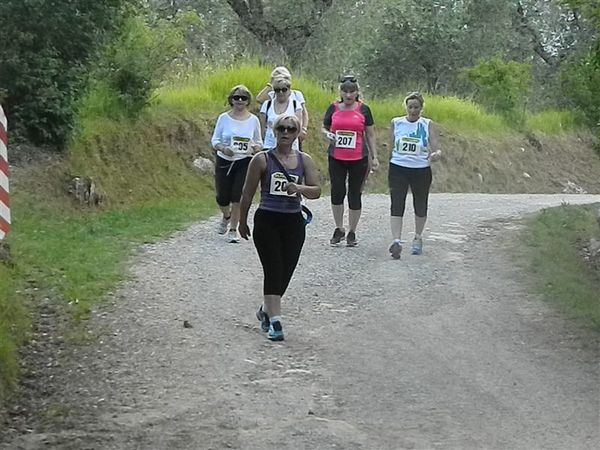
[0,105,10,241]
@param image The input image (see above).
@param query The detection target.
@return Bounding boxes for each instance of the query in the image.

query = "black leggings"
[215,155,251,206]
[253,209,306,296]
[388,163,432,217]
[328,155,369,210]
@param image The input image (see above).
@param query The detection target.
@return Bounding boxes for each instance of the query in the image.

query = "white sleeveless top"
[390,116,431,169]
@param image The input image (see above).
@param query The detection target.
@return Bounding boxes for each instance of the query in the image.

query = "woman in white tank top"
[387,92,442,259]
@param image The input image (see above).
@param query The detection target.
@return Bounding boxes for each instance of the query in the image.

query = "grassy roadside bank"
[519,203,600,331]
[1,63,599,404]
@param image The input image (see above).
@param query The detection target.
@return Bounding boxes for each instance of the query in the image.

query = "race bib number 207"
[335,130,357,149]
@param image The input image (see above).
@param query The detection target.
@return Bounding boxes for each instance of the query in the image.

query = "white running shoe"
[227,229,240,243]
[217,216,229,235]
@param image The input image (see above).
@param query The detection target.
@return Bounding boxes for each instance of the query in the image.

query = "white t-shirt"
[260,97,302,150]
[390,116,431,169]
[267,89,306,106]
[211,112,263,161]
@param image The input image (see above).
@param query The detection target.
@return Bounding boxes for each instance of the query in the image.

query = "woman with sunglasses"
[388,92,442,259]
[211,85,263,243]
[259,77,303,153]
[322,76,379,247]
[239,114,321,341]
[256,66,309,144]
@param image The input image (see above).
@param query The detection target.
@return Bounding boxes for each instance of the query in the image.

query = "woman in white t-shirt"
[388,92,442,259]
[256,66,309,143]
[211,85,263,243]
[259,77,302,151]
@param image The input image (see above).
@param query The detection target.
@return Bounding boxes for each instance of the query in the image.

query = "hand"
[222,146,235,157]
[428,150,442,162]
[239,222,251,240]
[251,142,262,154]
[298,128,307,142]
[371,156,380,171]
[324,131,335,143]
[286,182,300,196]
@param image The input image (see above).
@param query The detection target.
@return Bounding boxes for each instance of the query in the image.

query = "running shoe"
[329,228,345,245]
[217,216,229,235]
[227,229,240,243]
[268,320,284,341]
[256,305,270,332]
[389,240,402,260]
[411,237,423,255]
[346,231,357,247]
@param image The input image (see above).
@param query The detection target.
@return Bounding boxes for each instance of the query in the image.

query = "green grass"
[0,264,30,404]
[157,63,573,136]
[10,193,215,318]
[525,110,577,134]
[520,203,600,330]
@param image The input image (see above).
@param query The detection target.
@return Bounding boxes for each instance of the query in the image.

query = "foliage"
[520,203,600,331]
[0,0,137,148]
[463,56,533,124]
[85,16,186,118]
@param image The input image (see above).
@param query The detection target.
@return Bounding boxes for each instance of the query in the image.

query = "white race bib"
[335,130,357,149]
[269,172,299,197]
[394,136,425,155]
[231,136,251,154]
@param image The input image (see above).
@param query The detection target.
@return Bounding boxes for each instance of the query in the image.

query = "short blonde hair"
[273,114,301,131]
[272,77,291,89]
[404,91,424,107]
[271,66,292,81]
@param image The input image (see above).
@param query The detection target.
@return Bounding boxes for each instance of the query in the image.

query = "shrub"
[463,56,532,126]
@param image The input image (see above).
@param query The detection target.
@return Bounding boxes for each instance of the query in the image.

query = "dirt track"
[2,193,600,450]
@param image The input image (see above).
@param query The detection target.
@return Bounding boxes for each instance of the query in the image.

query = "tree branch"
[515,1,559,67]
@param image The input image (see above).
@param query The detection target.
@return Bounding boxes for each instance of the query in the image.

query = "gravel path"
[2,193,600,450]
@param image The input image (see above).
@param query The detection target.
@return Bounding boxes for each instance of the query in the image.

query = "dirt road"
[2,194,600,450]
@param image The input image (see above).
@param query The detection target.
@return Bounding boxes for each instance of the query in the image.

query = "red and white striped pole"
[0,105,10,241]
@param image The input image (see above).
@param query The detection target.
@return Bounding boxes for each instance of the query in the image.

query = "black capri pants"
[328,155,369,210]
[253,209,306,296]
[215,155,251,206]
[388,163,432,218]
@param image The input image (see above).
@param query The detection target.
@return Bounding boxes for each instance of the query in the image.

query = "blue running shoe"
[389,240,402,260]
[256,306,270,332]
[268,320,284,341]
[411,237,423,255]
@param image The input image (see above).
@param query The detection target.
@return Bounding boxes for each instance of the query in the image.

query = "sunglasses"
[340,75,357,83]
[276,125,298,133]
[273,87,289,93]
[231,95,249,102]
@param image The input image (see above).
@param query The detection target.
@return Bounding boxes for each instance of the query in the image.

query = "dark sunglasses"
[273,87,289,93]
[231,95,249,102]
[276,125,297,133]
[340,75,357,83]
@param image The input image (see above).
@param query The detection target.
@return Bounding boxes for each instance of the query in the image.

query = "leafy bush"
[0,0,135,148]
[91,17,186,117]
[463,56,532,125]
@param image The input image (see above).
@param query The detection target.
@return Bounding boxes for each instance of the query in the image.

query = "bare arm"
[259,112,267,141]
[427,121,442,162]
[239,153,266,239]
[256,85,272,104]
[365,125,379,170]
[287,153,321,199]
